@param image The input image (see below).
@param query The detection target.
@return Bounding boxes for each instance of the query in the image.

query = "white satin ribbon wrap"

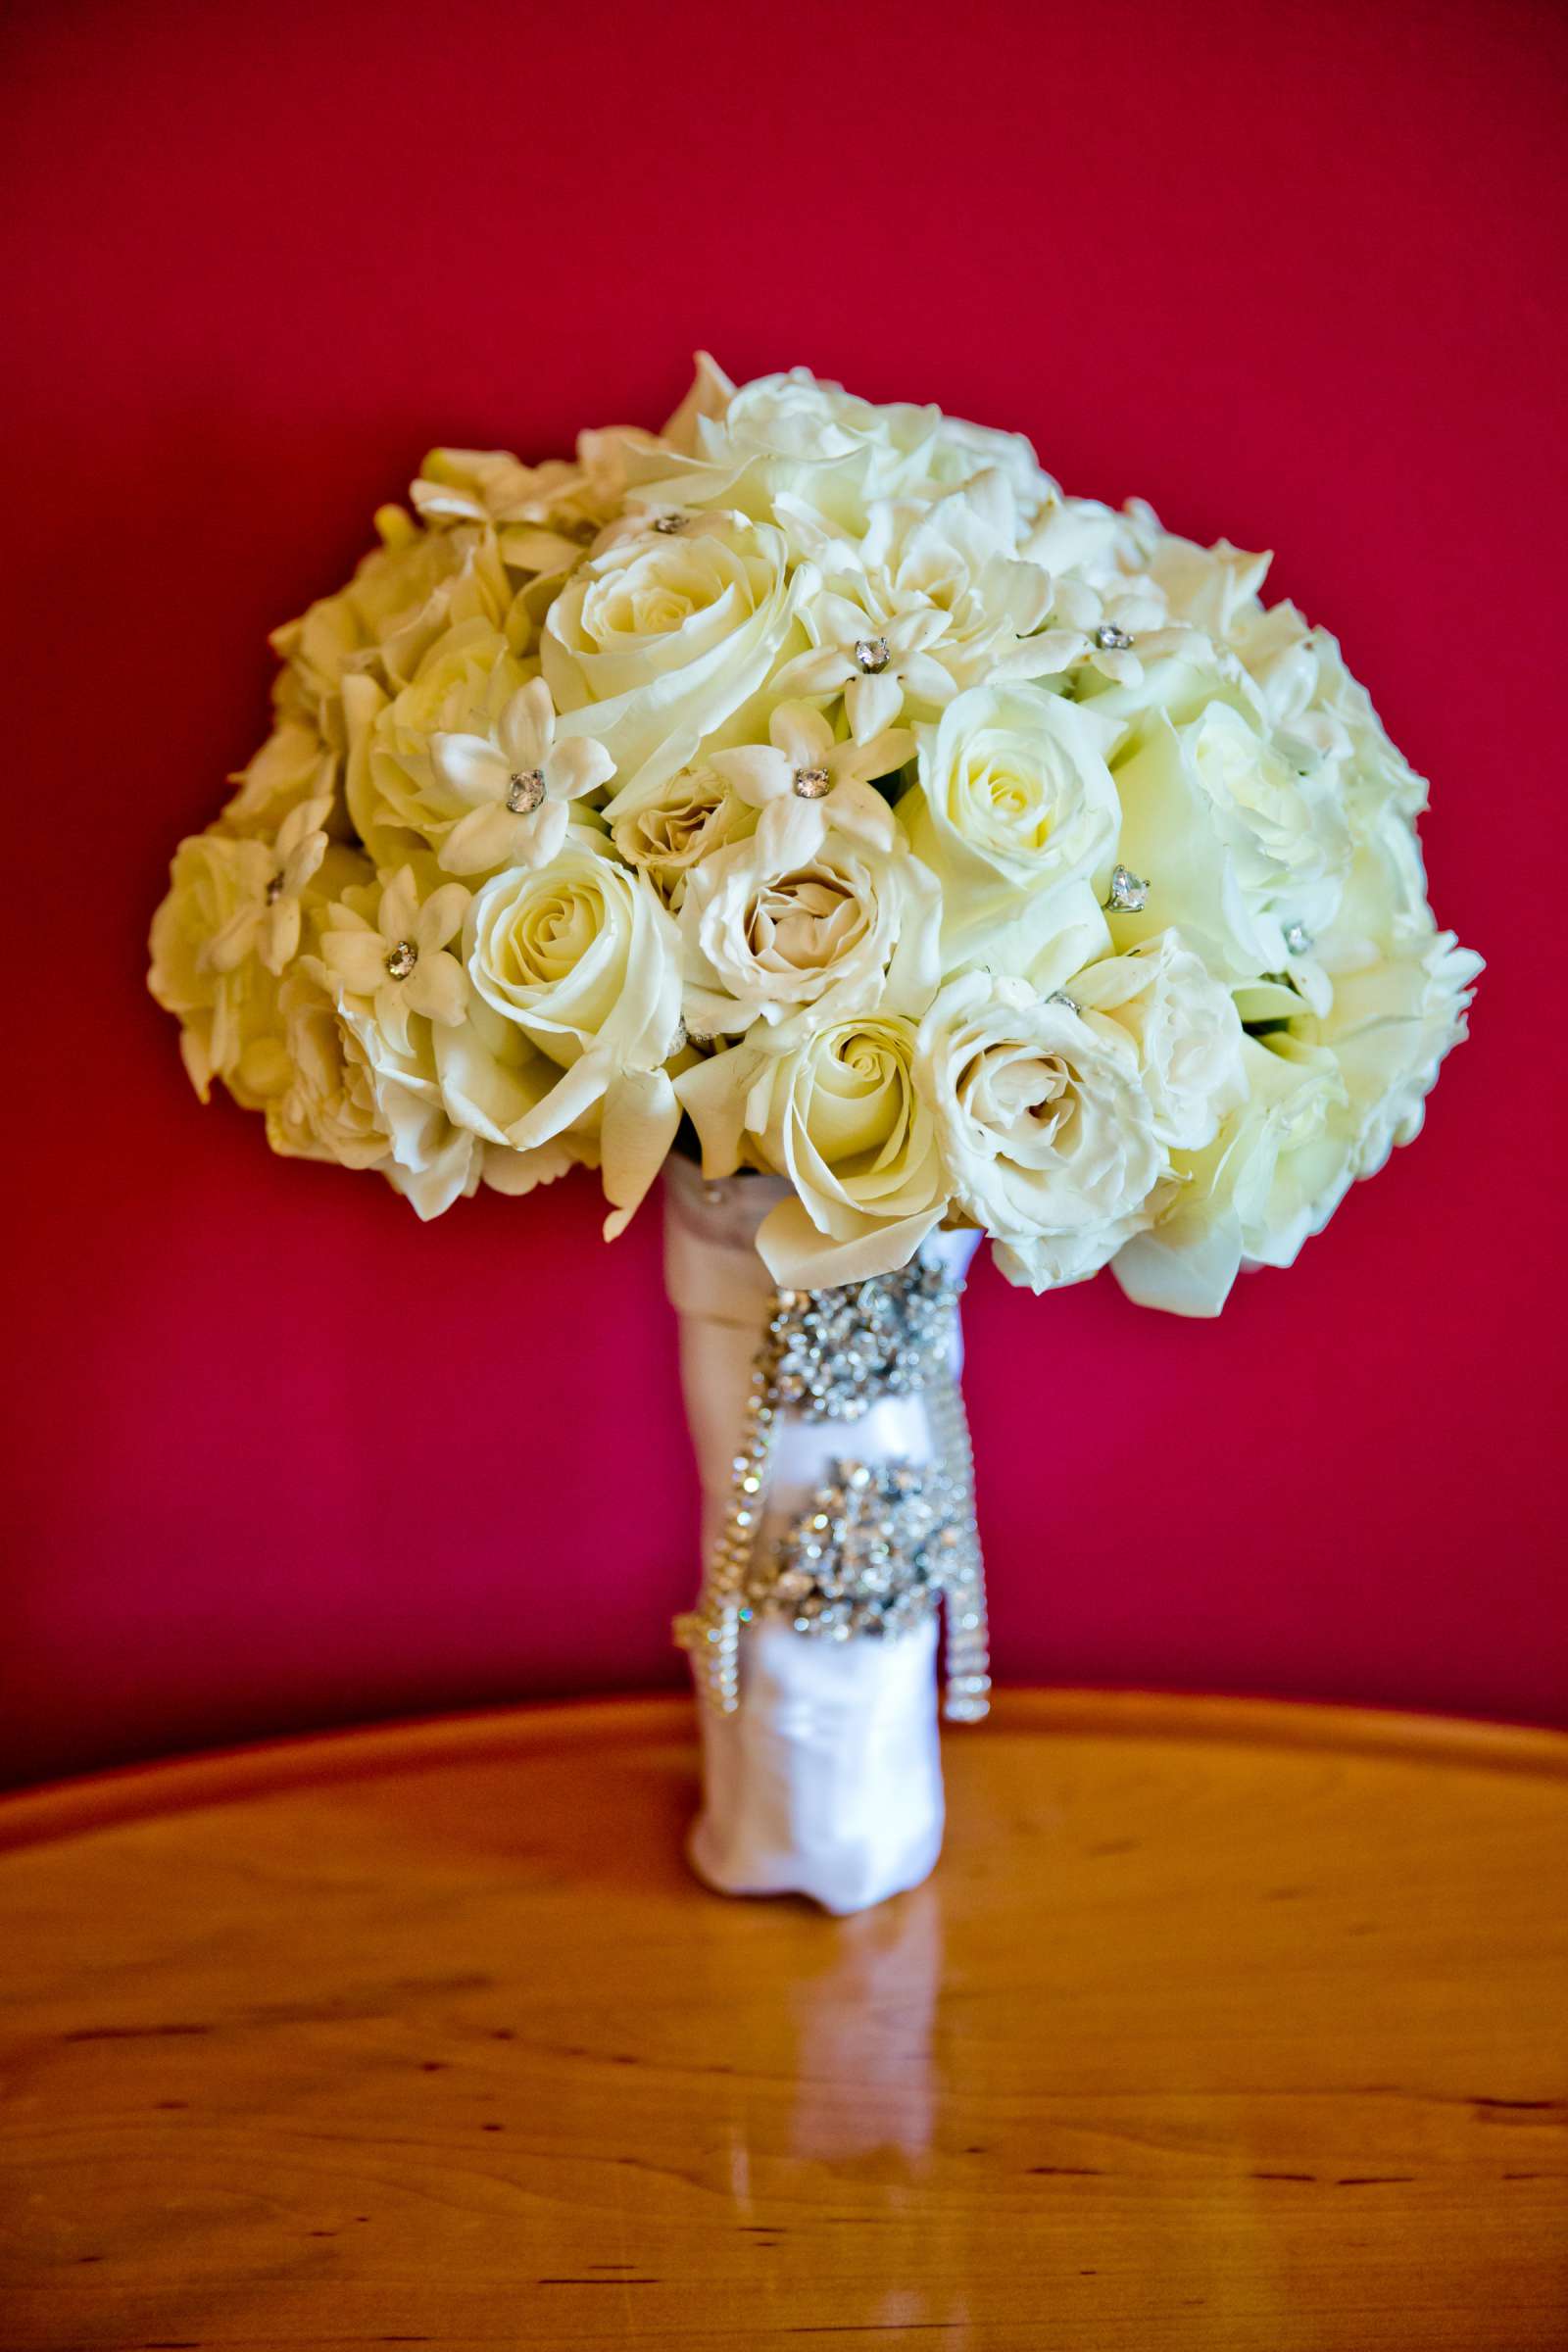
[664,1154,979,1915]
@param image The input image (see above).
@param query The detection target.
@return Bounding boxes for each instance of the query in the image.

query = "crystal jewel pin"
[1095,622,1134,651]
[755,1459,964,1641]
[792,765,832,800]
[384,938,417,980]
[506,768,546,814]
[770,1262,960,1421]
[1284,920,1313,956]
[1104,862,1150,913]
[854,636,891,673]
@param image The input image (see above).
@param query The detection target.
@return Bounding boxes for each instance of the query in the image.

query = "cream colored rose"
[899,680,1119,979]
[1112,1035,1350,1317]
[148,833,292,1107]
[221,716,339,834]
[272,512,511,750]
[1067,930,1247,1151]
[678,1015,949,1285]
[265,959,392,1174]
[1110,699,1350,978]
[916,970,1166,1293]
[347,620,535,868]
[678,824,941,1039]
[550,514,808,811]
[610,762,756,905]
[466,834,683,1234]
[1112,840,1480,1317]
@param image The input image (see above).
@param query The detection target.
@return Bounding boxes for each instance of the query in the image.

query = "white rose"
[148,833,292,1107]
[334,976,484,1222]
[1110,699,1350,978]
[265,959,392,1174]
[899,680,1118,979]
[610,761,756,906]
[1112,1034,1351,1317]
[346,620,533,868]
[916,970,1166,1293]
[678,1015,949,1285]
[1068,930,1247,1151]
[466,834,683,1235]
[272,512,510,750]
[548,513,808,813]
[1113,858,1480,1317]
[679,823,941,1039]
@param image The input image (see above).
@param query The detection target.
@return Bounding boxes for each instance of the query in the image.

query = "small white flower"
[770,599,959,742]
[430,678,614,875]
[204,795,332,977]
[709,701,911,866]
[320,865,469,1055]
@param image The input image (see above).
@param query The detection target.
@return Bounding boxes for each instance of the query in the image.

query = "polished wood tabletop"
[1,1692,1564,2351]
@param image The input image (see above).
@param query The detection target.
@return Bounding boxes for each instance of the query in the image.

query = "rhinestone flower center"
[506,768,546,815]
[384,938,418,981]
[1094,622,1134,652]
[854,636,891,674]
[1104,862,1150,913]
[265,873,285,905]
[793,765,832,800]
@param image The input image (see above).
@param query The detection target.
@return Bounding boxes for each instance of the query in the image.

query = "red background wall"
[3,0,1563,1788]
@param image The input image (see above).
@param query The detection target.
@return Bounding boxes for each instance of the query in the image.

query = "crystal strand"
[673,1321,781,1715]
[928,1365,991,1724]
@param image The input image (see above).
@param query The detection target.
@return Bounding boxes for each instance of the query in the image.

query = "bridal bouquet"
[150,359,1478,1316]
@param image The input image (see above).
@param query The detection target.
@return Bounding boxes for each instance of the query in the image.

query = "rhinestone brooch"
[1104,862,1150,913]
[854,636,891,674]
[1094,622,1134,652]
[792,765,832,800]
[384,939,417,981]
[755,1460,964,1642]
[506,769,546,814]
[770,1262,959,1421]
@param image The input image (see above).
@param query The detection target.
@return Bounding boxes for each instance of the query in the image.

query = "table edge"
[1,1690,1562,1858]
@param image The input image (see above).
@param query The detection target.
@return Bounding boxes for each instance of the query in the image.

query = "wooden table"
[1,1692,1564,2350]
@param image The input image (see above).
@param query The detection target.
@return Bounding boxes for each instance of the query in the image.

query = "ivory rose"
[900,680,1120,976]
[549,513,808,814]
[678,823,942,1039]
[916,970,1167,1293]
[678,1015,949,1285]
[466,834,683,1235]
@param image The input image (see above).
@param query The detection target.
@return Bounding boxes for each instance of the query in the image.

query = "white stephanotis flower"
[778,477,1068,720]
[431,678,614,874]
[320,865,469,1054]
[679,821,942,1040]
[205,795,333,977]
[916,969,1167,1293]
[709,701,910,866]
[768,598,959,741]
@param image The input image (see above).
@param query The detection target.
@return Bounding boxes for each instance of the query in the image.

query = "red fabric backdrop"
[3,0,1563,1788]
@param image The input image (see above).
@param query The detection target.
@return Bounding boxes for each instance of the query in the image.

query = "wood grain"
[1,1691,1564,2351]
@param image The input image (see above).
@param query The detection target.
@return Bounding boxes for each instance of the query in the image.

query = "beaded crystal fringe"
[674,1265,991,1723]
